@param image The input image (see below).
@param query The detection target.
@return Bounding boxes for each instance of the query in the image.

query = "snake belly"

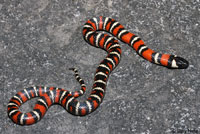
[7,16,189,125]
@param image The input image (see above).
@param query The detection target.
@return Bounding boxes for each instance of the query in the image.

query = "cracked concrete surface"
[1,0,200,134]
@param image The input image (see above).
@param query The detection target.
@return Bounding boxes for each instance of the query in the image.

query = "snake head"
[170,56,189,69]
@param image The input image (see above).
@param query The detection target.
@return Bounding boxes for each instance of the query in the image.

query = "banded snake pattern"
[7,16,189,125]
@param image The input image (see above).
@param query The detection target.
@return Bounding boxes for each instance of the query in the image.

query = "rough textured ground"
[1,0,200,134]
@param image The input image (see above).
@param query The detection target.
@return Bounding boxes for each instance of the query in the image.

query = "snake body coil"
[7,16,189,125]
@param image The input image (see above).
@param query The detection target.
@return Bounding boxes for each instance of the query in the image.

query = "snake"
[7,16,189,125]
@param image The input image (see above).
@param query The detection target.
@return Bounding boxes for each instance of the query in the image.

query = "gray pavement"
[1,0,200,134]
